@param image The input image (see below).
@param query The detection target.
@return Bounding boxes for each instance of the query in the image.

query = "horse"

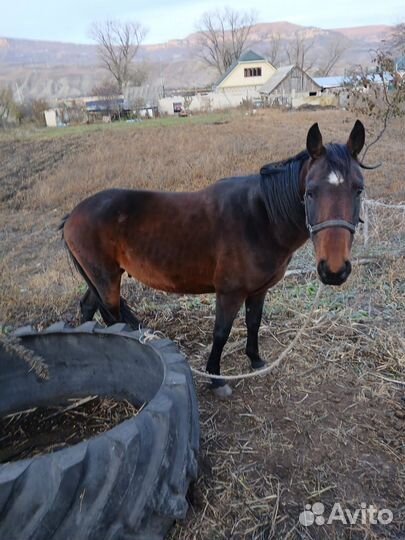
[60,120,368,397]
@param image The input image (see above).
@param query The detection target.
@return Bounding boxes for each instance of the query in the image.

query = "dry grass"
[0,109,404,539]
[0,396,139,462]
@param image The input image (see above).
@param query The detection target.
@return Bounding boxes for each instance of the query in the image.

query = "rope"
[189,283,324,381]
[0,335,49,381]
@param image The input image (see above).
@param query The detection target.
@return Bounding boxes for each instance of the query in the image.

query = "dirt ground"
[0,109,404,539]
[0,396,139,462]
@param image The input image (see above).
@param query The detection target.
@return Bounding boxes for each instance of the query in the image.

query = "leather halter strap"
[307,219,356,235]
[304,193,359,237]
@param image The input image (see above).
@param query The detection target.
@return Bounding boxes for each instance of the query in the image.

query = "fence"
[362,198,405,249]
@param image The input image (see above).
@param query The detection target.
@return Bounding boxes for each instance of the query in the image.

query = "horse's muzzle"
[317,260,352,286]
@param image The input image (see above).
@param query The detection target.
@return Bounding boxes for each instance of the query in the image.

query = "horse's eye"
[306,191,313,199]
[356,189,363,196]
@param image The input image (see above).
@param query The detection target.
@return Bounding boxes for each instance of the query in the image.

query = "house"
[159,50,277,114]
[260,65,329,108]
[215,50,276,101]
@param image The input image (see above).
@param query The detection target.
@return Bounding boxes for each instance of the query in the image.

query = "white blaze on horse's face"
[327,171,344,185]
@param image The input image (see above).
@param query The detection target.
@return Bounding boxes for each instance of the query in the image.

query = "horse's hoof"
[251,358,266,370]
[211,383,232,398]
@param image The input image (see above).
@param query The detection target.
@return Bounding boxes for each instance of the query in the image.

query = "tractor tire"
[0,322,199,540]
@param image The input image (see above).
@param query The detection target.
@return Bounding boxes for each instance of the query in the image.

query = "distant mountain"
[0,22,394,101]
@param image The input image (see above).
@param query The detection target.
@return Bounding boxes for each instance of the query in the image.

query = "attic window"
[309,91,317,96]
[244,67,262,77]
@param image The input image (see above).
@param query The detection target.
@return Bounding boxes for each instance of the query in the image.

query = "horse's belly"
[124,259,215,294]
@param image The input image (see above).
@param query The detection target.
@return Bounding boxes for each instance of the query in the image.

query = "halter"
[304,191,362,237]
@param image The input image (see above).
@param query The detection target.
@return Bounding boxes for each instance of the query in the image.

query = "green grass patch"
[0,112,233,142]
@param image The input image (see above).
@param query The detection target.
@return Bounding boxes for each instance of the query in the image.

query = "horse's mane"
[259,144,355,230]
[259,150,308,230]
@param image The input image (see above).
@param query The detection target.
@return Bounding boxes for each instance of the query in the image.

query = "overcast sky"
[1,0,404,44]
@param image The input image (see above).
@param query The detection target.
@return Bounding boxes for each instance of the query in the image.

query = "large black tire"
[0,322,199,540]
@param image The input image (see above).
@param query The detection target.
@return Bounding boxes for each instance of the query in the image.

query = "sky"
[1,0,404,44]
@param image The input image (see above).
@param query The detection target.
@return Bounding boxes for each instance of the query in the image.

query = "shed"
[125,85,163,118]
[260,65,322,107]
[84,95,130,121]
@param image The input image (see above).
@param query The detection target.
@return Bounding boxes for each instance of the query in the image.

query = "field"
[0,109,404,539]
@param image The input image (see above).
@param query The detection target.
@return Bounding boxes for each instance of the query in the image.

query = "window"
[173,102,182,113]
[244,67,262,78]
[309,91,317,96]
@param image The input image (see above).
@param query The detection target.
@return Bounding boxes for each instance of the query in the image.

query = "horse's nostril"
[345,260,352,276]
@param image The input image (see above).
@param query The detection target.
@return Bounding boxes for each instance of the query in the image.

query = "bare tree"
[389,22,405,53]
[0,86,16,126]
[196,8,256,75]
[266,33,282,67]
[317,38,348,76]
[91,79,120,96]
[285,32,315,71]
[346,47,405,160]
[90,20,147,93]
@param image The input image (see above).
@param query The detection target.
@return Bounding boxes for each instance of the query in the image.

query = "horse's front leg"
[245,292,267,369]
[206,292,244,398]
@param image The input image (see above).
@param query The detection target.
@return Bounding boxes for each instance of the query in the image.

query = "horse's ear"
[347,120,365,158]
[306,123,325,159]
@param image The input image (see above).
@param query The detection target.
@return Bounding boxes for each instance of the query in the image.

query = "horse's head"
[303,120,365,286]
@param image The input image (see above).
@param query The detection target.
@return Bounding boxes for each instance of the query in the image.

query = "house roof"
[238,50,266,62]
[260,64,322,95]
[215,49,269,87]
[125,85,163,107]
[259,65,295,94]
[313,76,346,88]
[85,97,126,112]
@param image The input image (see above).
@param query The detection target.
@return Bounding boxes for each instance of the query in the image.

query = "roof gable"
[238,50,266,62]
[215,49,271,87]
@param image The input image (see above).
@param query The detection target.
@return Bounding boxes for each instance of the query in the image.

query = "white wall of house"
[291,93,338,108]
[158,89,262,115]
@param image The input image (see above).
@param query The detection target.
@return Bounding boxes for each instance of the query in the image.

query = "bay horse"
[60,120,367,397]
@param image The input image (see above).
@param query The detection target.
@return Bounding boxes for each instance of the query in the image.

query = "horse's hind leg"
[206,291,245,398]
[120,297,141,328]
[93,272,141,329]
[80,287,98,323]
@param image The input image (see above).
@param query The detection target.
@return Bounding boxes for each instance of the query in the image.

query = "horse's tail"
[58,214,70,237]
[58,215,139,327]
[58,215,118,324]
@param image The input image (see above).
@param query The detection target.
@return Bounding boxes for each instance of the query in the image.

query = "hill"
[0,22,394,100]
